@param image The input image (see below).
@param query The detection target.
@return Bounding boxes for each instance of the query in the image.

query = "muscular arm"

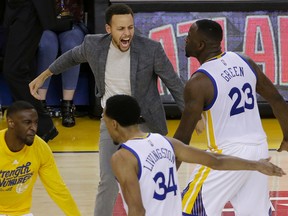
[111,149,145,216]
[173,73,213,144]
[243,54,288,151]
[168,137,285,176]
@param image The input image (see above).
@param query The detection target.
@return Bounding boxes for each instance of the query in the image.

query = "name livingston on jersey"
[143,147,175,171]
[221,66,244,82]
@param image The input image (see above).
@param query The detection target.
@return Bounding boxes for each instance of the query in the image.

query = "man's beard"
[25,140,34,146]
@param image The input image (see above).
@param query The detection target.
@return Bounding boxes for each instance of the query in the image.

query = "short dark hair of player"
[105,95,142,127]
[105,4,134,25]
[6,101,35,118]
[196,19,223,42]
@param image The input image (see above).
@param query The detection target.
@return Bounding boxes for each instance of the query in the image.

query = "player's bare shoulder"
[111,147,138,168]
[189,71,213,87]
[185,71,214,103]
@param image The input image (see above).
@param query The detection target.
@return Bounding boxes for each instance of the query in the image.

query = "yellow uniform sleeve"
[37,138,81,216]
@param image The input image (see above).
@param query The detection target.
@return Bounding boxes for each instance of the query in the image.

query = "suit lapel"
[98,36,111,95]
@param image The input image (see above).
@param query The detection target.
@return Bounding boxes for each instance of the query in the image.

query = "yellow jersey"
[0,129,81,216]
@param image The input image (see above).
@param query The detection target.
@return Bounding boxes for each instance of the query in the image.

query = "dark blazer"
[4,0,56,29]
[49,33,185,135]
[32,0,56,29]
[0,1,5,24]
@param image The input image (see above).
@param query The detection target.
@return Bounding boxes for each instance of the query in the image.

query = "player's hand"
[277,139,288,152]
[257,157,286,177]
[195,114,205,135]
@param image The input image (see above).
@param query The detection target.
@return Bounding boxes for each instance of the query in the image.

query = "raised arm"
[169,137,286,177]
[111,149,145,216]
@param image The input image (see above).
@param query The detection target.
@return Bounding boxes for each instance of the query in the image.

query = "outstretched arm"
[29,69,53,100]
[169,137,286,177]
[111,149,145,216]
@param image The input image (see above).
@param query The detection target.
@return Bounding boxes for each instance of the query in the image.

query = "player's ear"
[112,119,118,129]
[7,118,15,128]
[199,40,206,50]
[105,24,111,34]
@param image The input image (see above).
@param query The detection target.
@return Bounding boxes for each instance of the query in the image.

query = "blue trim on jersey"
[163,136,175,151]
[120,144,142,180]
[235,53,258,80]
[196,69,218,111]
[269,207,272,216]
[182,213,198,216]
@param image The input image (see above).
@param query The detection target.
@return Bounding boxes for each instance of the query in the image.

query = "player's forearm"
[173,120,195,145]
[173,128,192,145]
[48,186,81,215]
[174,110,202,145]
[210,154,284,177]
[208,154,259,171]
[42,169,81,215]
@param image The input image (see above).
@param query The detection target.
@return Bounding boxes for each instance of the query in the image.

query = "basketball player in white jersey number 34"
[104,94,285,216]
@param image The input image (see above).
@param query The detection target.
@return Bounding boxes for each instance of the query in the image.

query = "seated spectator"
[36,0,88,127]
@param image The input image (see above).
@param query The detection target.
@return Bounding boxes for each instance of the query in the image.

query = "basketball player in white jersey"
[174,19,288,215]
[103,95,285,216]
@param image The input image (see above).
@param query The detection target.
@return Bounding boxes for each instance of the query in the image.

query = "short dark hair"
[105,4,134,25]
[105,95,142,127]
[196,19,223,42]
[6,101,35,118]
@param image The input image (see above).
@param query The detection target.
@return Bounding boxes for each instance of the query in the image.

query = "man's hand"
[257,157,286,176]
[29,69,53,100]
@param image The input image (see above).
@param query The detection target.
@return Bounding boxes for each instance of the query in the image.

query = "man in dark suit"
[2,0,58,142]
[0,1,5,24]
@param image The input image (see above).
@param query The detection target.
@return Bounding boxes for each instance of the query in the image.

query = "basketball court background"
[1,1,288,215]
[0,115,287,215]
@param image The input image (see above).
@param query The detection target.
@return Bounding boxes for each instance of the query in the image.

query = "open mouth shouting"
[119,38,131,51]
